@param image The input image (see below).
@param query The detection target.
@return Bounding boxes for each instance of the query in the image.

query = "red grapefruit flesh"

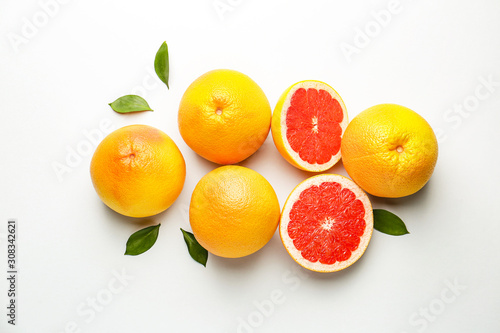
[271,81,348,172]
[280,174,373,272]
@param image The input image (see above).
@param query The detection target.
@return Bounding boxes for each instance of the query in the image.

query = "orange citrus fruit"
[178,69,271,165]
[341,104,438,198]
[280,174,373,273]
[271,80,348,172]
[189,165,280,258]
[90,124,186,218]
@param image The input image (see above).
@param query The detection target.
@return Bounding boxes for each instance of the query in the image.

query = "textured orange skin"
[90,125,186,217]
[178,69,271,165]
[341,104,438,198]
[189,166,280,258]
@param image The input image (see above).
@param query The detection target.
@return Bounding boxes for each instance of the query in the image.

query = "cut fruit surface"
[271,81,348,172]
[280,174,373,273]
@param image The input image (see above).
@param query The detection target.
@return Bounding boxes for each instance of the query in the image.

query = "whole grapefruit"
[90,124,186,217]
[178,69,271,165]
[341,104,438,198]
[189,166,280,258]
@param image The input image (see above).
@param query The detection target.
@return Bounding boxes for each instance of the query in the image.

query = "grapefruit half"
[280,174,373,273]
[271,80,348,172]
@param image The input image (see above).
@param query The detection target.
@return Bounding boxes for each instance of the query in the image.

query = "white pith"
[280,174,373,273]
[321,217,335,231]
[280,81,348,172]
[311,116,319,133]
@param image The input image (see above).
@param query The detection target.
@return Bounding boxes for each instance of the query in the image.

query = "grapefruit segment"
[280,174,373,273]
[272,81,348,172]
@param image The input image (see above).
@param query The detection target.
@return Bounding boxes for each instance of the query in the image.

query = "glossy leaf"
[373,209,410,236]
[154,41,169,88]
[181,228,208,267]
[109,95,153,113]
[125,224,161,256]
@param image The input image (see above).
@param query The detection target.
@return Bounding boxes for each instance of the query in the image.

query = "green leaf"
[154,41,169,88]
[125,224,161,256]
[181,228,208,267]
[109,95,153,113]
[373,209,410,236]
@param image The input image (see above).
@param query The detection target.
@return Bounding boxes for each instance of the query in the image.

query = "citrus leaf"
[181,228,208,267]
[373,209,410,236]
[154,41,169,88]
[109,95,153,113]
[125,224,161,256]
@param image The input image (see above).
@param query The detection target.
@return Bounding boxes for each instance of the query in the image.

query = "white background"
[1,0,500,332]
